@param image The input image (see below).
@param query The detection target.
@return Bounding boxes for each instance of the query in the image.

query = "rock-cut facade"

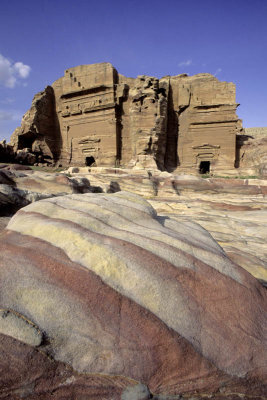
[10,62,241,173]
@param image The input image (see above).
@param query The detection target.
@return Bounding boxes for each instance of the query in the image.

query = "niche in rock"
[85,156,96,166]
[199,161,210,174]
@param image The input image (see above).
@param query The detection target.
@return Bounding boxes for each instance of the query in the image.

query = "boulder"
[15,148,37,165]
[0,192,266,398]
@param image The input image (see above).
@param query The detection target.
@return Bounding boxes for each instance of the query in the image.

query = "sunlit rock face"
[0,192,266,398]
[10,63,240,173]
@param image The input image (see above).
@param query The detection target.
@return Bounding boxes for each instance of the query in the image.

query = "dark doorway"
[199,161,210,174]
[85,156,96,166]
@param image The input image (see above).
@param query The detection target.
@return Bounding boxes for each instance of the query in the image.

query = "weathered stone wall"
[172,74,238,172]
[118,74,169,169]
[10,63,241,172]
[52,63,121,167]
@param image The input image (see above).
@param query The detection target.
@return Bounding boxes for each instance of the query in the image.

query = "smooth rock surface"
[0,191,266,398]
[1,166,266,284]
[61,168,267,284]
[121,383,151,400]
[0,332,134,400]
[0,309,42,346]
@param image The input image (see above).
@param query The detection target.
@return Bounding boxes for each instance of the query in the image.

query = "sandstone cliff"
[10,63,241,173]
[10,86,61,164]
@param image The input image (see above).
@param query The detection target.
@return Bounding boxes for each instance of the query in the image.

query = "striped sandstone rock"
[0,192,266,398]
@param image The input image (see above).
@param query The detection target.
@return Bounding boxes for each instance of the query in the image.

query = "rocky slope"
[0,192,266,399]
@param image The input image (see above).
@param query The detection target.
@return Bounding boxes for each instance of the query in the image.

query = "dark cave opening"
[199,161,210,174]
[85,156,96,166]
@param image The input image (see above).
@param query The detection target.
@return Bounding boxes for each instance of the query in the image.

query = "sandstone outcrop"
[60,167,267,285]
[236,127,267,177]
[0,192,266,398]
[1,166,266,284]
[0,332,136,400]
[10,63,241,173]
[10,86,60,165]
[0,166,95,218]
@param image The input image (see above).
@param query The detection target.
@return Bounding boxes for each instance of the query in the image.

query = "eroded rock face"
[10,86,60,165]
[10,63,241,173]
[236,128,267,177]
[0,192,266,398]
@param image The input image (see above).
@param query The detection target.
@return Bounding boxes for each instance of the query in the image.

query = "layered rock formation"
[0,165,97,220]
[0,192,266,398]
[10,63,241,173]
[64,167,267,285]
[1,165,266,284]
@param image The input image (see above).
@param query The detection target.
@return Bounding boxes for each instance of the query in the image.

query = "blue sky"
[0,0,266,141]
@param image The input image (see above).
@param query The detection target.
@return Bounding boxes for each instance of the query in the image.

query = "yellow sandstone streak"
[8,212,162,316]
[18,198,244,284]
